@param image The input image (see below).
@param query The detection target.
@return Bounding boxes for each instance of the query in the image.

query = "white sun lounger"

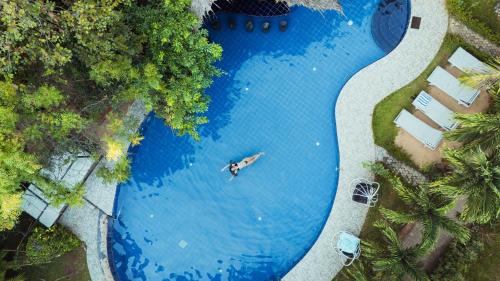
[449,47,491,74]
[427,66,480,107]
[394,109,443,150]
[412,91,458,131]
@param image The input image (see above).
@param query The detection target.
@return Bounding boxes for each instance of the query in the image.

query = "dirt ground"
[394,64,491,168]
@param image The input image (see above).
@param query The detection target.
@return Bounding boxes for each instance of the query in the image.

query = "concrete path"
[60,101,147,281]
[283,0,448,280]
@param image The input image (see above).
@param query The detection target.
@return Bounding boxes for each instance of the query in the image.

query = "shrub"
[446,0,500,44]
[430,227,485,280]
[25,226,80,265]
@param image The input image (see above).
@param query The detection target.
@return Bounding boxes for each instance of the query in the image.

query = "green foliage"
[340,260,369,281]
[430,226,486,281]
[365,162,470,248]
[444,111,500,155]
[433,148,500,224]
[446,0,500,45]
[0,0,72,77]
[134,0,222,140]
[97,157,131,184]
[458,58,500,91]
[25,226,80,265]
[362,220,429,281]
[0,0,222,229]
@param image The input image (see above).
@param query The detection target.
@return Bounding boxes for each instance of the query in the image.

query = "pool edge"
[282,0,448,280]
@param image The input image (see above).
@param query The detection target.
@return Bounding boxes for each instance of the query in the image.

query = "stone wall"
[449,17,500,57]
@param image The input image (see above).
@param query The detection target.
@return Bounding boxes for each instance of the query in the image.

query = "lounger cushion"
[427,66,480,107]
[412,91,458,130]
[394,109,443,150]
[449,47,491,73]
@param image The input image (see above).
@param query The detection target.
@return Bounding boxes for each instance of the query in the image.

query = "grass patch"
[447,0,500,45]
[372,34,492,168]
[23,246,91,281]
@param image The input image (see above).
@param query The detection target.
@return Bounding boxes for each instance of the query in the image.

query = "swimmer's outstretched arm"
[221,164,230,172]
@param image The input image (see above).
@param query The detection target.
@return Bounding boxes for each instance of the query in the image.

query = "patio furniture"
[394,109,443,150]
[449,47,492,74]
[412,91,459,131]
[350,178,380,207]
[334,231,361,266]
[427,66,480,107]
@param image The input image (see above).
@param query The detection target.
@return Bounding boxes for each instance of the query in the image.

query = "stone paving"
[449,17,500,57]
[375,146,427,186]
[60,101,147,281]
[283,0,448,280]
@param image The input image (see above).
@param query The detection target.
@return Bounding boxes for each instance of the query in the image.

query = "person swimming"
[221,152,265,179]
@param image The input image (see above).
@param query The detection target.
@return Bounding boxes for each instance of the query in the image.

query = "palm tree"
[341,260,369,281]
[433,148,500,224]
[368,163,470,249]
[362,221,429,281]
[444,112,500,154]
[459,58,499,91]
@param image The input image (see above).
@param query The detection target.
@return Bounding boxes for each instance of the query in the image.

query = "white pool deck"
[61,0,448,280]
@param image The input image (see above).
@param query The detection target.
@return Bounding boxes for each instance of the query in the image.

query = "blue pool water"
[109,1,409,280]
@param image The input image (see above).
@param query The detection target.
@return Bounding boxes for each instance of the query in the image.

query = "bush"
[25,226,80,265]
[430,227,485,280]
[446,0,500,44]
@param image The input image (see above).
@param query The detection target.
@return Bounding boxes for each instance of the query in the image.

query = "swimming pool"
[109,1,410,280]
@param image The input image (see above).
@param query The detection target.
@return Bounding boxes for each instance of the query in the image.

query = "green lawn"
[23,246,91,281]
[447,0,500,44]
[372,34,491,168]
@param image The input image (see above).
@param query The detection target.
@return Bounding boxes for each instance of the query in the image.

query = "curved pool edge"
[282,0,448,280]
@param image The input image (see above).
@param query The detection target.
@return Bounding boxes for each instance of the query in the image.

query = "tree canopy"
[0,0,222,230]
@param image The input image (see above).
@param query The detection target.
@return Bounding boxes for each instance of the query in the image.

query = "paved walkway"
[60,101,147,281]
[375,146,427,186]
[283,0,448,280]
[449,17,500,57]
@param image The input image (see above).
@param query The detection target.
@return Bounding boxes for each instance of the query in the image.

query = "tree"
[0,0,223,230]
[134,0,222,140]
[0,0,72,77]
[433,148,500,224]
[24,226,80,265]
[458,58,499,91]
[367,163,470,249]
[362,221,429,281]
[444,112,500,154]
[0,193,22,232]
[0,252,25,281]
[341,260,369,281]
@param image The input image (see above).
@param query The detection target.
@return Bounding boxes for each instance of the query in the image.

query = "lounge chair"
[334,231,361,266]
[449,47,491,74]
[350,178,379,207]
[412,91,459,131]
[394,109,443,150]
[427,66,480,107]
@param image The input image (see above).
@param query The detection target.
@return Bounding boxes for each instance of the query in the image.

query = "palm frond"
[380,207,418,225]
